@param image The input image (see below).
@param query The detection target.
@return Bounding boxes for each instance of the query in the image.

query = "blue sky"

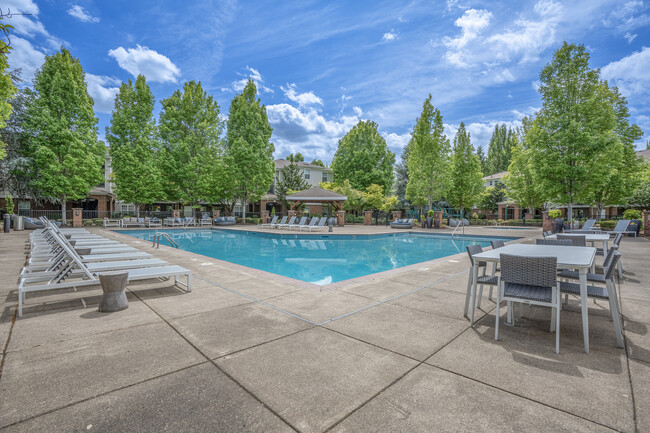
[5,0,650,163]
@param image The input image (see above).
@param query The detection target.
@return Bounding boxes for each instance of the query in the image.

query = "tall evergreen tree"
[286,152,304,162]
[25,48,104,224]
[310,159,325,167]
[475,145,487,174]
[275,162,309,209]
[447,122,484,217]
[332,120,395,191]
[107,75,163,216]
[394,143,410,208]
[158,80,226,207]
[405,95,450,210]
[485,124,517,175]
[225,79,275,217]
[528,42,629,220]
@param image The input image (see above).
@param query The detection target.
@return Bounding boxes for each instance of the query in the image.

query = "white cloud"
[624,32,637,43]
[601,47,650,97]
[67,5,99,23]
[281,83,323,107]
[266,102,361,162]
[383,132,410,156]
[444,1,562,69]
[3,0,63,49]
[227,66,273,94]
[7,36,45,82]
[353,106,363,117]
[444,9,492,54]
[382,32,397,41]
[85,74,120,114]
[602,1,650,33]
[108,45,181,83]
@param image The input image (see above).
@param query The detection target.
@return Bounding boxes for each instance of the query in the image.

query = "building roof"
[286,187,347,201]
[275,159,331,170]
[88,186,115,197]
[482,171,508,181]
[637,149,650,161]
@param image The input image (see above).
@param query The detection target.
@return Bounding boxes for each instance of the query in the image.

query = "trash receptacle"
[4,214,11,233]
[13,215,24,231]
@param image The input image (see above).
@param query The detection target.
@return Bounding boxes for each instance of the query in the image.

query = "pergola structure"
[285,187,347,211]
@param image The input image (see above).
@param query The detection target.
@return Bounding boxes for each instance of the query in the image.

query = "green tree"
[107,75,163,216]
[286,152,304,162]
[588,86,643,216]
[485,124,517,175]
[322,179,365,215]
[528,42,622,221]
[476,145,487,174]
[276,161,309,209]
[331,120,395,191]
[363,184,386,210]
[0,22,16,160]
[310,159,325,167]
[25,48,104,224]
[478,182,506,214]
[629,163,650,209]
[0,72,38,199]
[406,95,450,210]
[394,144,410,208]
[226,80,275,217]
[158,80,226,208]
[447,122,484,217]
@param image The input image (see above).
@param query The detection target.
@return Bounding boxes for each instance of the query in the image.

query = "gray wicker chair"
[464,244,499,321]
[558,246,617,284]
[536,239,573,246]
[490,240,505,272]
[559,252,624,347]
[496,254,561,353]
[542,230,553,238]
[557,234,586,246]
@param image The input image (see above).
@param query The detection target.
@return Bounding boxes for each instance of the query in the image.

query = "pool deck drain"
[0,225,648,432]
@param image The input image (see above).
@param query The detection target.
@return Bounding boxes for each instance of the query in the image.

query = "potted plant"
[420,214,426,228]
[548,209,563,233]
[426,210,434,229]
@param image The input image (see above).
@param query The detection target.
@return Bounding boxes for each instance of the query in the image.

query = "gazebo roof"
[286,187,347,201]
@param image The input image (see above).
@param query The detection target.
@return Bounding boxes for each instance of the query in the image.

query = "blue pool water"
[117,229,518,285]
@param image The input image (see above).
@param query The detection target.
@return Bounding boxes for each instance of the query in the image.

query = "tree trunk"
[61,196,67,225]
[135,204,140,218]
[242,198,246,218]
[596,202,604,221]
[567,202,573,223]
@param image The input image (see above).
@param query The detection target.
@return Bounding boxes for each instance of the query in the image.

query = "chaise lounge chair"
[390,218,414,229]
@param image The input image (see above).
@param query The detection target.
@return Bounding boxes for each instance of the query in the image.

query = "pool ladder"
[152,231,179,249]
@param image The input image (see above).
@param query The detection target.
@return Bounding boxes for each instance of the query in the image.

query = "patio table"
[469,243,596,353]
[547,233,610,255]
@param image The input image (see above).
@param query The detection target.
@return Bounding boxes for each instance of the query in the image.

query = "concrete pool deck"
[0,225,648,432]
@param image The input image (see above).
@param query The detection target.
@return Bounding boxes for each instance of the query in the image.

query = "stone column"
[172,209,181,218]
[72,208,83,228]
[364,210,373,225]
[392,211,402,221]
[542,211,552,233]
[644,211,650,237]
[336,210,345,227]
[434,211,443,229]
[260,210,269,224]
[212,209,220,219]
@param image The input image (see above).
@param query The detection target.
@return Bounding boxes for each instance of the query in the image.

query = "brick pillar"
[172,209,180,218]
[644,211,650,237]
[364,210,373,225]
[434,211,443,229]
[392,211,402,221]
[497,204,504,220]
[212,209,220,219]
[542,211,552,233]
[336,210,345,227]
[261,210,269,224]
[72,208,83,228]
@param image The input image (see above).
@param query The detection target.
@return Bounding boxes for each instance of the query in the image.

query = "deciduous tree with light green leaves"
[502,116,546,216]
[25,48,104,224]
[406,95,450,210]
[447,122,484,217]
[527,42,623,221]
[0,22,16,161]
[225,80,275,217]
[332,120,395,192]
[107,75,163,216]
[321,180,365,215]
[158,80,227,207]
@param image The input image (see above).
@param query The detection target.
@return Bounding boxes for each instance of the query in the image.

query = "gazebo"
[285,187,347,225]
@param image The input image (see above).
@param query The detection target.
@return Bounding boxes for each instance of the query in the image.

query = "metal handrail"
[152,231,178,249]
[450,222,461,238]
[183,217,195,228]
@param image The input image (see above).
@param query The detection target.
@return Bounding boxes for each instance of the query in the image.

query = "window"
[304,168,310,180]
[120,203,135,213]
[322,172,330,183]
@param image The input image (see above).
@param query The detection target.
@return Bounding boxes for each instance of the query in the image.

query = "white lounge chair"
[278,216,296,229]
[261,215,278,228]
[298,217,319,231]
[271,216,287,229]
[289,216,307,230]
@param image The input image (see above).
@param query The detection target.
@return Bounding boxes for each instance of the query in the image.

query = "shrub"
[470,212,479,219]
[624,209,642,220]
[596,220,616,230]
[548,209,562,219]
[427,210,434,217]
[5,193,14,214]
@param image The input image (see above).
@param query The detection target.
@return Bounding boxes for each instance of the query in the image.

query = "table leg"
[469,264,478,326]
[579,268,590,354]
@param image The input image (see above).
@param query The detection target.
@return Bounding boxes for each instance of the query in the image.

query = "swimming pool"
[117,229,518,285]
